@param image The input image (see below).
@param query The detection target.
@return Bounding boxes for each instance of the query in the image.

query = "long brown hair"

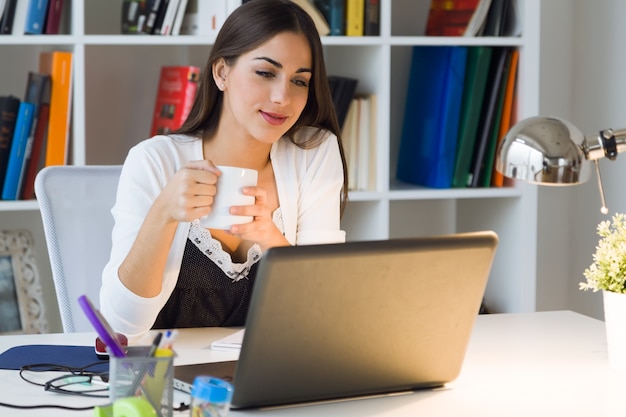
[176,0,348,214]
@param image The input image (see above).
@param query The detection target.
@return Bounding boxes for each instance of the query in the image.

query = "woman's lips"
[260,111,288,126]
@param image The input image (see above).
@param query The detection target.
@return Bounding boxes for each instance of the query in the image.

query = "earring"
[221,83,225,89]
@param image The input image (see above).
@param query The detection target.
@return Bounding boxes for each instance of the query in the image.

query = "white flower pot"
[603,290,626,372]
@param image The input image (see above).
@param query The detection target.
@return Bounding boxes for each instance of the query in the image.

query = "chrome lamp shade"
[495,115,626,213]
[495,116,591,185]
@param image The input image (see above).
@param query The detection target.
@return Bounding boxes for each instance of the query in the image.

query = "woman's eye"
[293,79,309,88]
[256,70,274,79]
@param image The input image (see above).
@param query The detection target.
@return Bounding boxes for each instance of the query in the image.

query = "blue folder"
[397,46,468,189]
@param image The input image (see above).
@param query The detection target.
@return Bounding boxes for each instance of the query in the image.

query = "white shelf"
[0,0,541,315]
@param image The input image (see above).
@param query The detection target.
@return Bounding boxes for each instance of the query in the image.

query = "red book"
[425,0,480,36]
[44,0,65,34]
[150,65,200,137]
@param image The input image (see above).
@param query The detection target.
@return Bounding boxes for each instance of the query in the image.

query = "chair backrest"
[35,165,122,333]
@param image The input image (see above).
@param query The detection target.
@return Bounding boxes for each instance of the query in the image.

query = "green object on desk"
[93,397,157,417]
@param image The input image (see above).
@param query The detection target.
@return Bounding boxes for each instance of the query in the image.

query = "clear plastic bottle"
[190,376,234,417]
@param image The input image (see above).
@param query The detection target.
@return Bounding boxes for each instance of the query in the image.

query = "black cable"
[0,402,97,410]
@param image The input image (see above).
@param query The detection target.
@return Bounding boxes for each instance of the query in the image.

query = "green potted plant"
[581,213,626,372]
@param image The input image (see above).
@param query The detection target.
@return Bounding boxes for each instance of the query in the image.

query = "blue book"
[24,0,49,34]
[2,101,35,200]
[396,46,468,189]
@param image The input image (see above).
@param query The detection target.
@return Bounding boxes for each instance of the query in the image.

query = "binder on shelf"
[44,0,65,34]
[397,46,468,189]
[39,51,73,167]
[467,47,509,188]
[2,101,35,200]
[0,0,17,34]
[20,72,51,200]
[451,46,492,188]
[150,65,200,136]
[24,0,49,34]
[0,95,20,193]
[491,48,519,187]
[478,49,513,187]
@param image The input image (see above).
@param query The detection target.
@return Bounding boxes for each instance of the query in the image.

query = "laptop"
[174,231,498,409]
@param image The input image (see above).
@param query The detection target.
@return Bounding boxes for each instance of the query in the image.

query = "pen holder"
[109,346,174,417]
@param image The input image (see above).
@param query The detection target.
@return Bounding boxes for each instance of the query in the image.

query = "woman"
[100,0,349,340]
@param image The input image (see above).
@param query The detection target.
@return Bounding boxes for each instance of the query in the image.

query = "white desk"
[0,311,623,416]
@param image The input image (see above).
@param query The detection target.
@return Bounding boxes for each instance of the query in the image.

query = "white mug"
[199,166,258,229]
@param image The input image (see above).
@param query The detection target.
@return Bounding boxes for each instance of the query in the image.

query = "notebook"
[174,231,498,409]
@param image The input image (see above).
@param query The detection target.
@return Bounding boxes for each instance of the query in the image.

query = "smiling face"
[214,31,312,146]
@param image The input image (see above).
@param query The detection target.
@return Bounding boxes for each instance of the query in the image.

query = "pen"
[160,329,178,351]
[148,332,163,357]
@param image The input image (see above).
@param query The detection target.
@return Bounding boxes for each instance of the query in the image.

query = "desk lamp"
[495,115,626,214]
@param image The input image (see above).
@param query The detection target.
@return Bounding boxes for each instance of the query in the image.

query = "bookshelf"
[0,0,541,320]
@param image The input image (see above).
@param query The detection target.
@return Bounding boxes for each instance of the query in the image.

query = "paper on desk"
[211,329,245,352]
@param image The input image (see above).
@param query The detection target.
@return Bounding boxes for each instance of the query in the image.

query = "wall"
[538,0,626,319]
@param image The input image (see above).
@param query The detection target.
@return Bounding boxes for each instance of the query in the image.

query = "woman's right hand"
[154,160,222,224]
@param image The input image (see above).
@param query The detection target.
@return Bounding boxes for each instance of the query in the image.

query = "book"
[464,0,492,36]
[291,0,329,37]
[478,49,513,187]
[0,0,17,34]
[451,46,492,188]
[367,93,377,191]
[467,47,508,187]
[314,0,344,36]
[150,0,169,34]
[24,0,49,34]
[341,97,358,190]
[491,48,519,187]
[364,0,380,36]
[150,65,200,136]
[170,0,188,35]
[39,51,73,167]
[482,0,507,36]
[356,95,371,190]
[426,0,481,36]
[43,0,65,34]
[19,71,51,199]
[396,46,467,189]
[345,0,364,36]
[10,0,28,34]
[141,0,164,34]
[121,0,148,34]
[158,0,180,35]
[327,75,358,129]
[20,94,49,199]
[0,95,20,193]
[2,101,35,200]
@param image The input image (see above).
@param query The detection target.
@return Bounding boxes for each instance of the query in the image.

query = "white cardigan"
[100,129,346,340]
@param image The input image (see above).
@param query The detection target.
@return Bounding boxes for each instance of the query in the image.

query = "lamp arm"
[584,128,626,161]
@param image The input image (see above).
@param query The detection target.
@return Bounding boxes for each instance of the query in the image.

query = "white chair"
[35,165,122,333]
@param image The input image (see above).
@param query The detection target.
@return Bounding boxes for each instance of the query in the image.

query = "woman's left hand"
[228,185,288,250]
